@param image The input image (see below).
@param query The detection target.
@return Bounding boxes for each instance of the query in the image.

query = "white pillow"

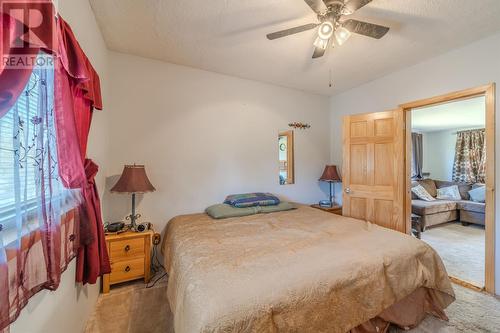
[468,186,486,203]
[411,185,435,201]
[436,185,461,200]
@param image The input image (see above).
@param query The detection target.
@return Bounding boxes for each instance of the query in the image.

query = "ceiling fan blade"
[304,0,327,14]
[343,19,389,39]
[342,0,373,14]
[312,46,326,58]
[266,23,318,40]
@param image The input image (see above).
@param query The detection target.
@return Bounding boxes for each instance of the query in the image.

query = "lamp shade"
[319,165,341,182]
[110,165,156,193]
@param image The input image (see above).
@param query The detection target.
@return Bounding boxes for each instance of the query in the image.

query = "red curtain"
[0,6,109,330]
[54,17,110,284]
[0,13,34,115]
[0,1,55,116]
[0,4,109,284]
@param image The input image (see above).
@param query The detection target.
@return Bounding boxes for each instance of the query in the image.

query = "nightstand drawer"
[110,257,145,283]
[103,230,153,293]
[110,237,145,260]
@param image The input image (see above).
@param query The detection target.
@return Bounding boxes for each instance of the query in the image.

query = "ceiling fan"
[266,0,390,58]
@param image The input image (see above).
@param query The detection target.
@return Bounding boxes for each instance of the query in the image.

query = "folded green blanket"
[224,192,280,208]
[206,202,296,219]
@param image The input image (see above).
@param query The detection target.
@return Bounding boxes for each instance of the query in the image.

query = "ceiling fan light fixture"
[318,22,334,40]
[313,36,329,50]
[334,26,351,45]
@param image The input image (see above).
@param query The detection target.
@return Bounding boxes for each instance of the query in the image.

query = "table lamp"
[319,165,341,207]
[111,164,156,231]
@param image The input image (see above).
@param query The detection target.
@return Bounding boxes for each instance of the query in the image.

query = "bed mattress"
[163,205,454,333]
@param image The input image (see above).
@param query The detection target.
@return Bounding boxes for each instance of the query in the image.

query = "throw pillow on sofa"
[435,180,472,200]
[436,185,462,200]
[411,185,435,201]
[468,185,486,203]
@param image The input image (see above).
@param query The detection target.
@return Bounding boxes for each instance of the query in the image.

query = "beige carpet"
[85,277,500,333]
[422,222,485,287]
[84,278,172,333]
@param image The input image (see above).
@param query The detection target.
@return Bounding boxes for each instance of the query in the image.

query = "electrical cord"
[146,231,168,289]
[146,271,168,289]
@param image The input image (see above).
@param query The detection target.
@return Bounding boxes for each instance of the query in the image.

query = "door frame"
[399,83,496,293]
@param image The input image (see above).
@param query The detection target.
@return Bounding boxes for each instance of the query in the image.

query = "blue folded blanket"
[224,192,280,208]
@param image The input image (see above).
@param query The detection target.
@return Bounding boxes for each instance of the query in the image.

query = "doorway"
[400,84,496,293]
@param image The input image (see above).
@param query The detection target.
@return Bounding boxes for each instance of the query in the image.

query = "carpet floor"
[422,222,485,287]
[85,277,500,333]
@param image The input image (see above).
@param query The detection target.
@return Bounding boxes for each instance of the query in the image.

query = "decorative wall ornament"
[288,122,311,130]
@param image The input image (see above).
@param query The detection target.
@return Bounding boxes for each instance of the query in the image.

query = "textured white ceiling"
[412,96,485,132]
[89,0,500,96]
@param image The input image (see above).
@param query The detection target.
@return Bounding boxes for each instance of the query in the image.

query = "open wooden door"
[342,110,406,233]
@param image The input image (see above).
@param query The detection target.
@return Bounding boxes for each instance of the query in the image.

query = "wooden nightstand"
[310,204,343,215]
[102,230,153,293]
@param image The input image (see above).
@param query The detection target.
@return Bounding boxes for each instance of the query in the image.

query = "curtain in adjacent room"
[452,129,486,183]
[411,133,423,179]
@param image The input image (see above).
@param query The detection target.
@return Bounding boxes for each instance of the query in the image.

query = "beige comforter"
[163,205,455,333]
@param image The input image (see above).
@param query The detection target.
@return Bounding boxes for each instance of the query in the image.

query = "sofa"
[411,179,485,230]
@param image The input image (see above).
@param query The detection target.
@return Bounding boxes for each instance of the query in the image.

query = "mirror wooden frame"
[279,130,294,185]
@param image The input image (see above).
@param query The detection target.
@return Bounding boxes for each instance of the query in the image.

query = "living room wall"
[329,31,500,294]
[422,128,483,181]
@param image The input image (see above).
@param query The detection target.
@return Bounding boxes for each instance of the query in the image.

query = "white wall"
[10,0,110,331]
[421,130,456,181]
[421,128,484,181]
[329,32,500,294]
[103,51,331,233]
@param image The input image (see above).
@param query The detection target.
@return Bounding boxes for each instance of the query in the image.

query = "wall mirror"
[279,130,294,185]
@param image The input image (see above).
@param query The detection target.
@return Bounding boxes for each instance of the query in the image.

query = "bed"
[163,205,455,333]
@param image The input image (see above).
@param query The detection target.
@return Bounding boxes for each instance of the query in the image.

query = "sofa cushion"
[457,201,485,214]
[410,181,419,200]
[434,180,472,200]
[436,185,462,200]
[411,185,436,201]
[412,199,458,216]
[416,179,437,197]
[468,186,486,203]
[421,210,458,228]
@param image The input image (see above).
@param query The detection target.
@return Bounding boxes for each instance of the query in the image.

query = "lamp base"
[319,200,333,208]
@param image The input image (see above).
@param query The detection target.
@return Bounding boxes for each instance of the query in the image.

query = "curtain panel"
[0,5,109,331]
[0,61,81,332]
[55,17,109,284]
[411,133,423,179]
[452,129,486,184]
[0,2,56,116]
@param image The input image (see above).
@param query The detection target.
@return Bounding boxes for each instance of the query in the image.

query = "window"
[0,62,74,246]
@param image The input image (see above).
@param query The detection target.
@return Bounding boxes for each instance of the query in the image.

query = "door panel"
[351,121,368,137]
[374,143,393,186]
[350,197,367,220]
[350,145,367,184]
[374,118,393,137]
[343,110,405,233]
[374,199,393,228]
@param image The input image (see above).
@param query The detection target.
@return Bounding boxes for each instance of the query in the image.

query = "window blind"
[0,75,40,212]
[0,66,71,234]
